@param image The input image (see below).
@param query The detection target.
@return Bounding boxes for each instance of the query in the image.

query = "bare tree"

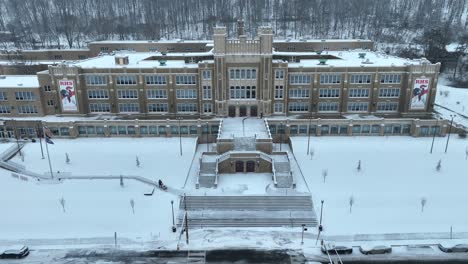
[310,148,314,160]
[465,147,468,160]
[120,175,124,187]
[59,197,66,213]
[436,159,442,171]
[349,195,354,214]
[130,199,135,214]
[65,153,70,164]
[357,160,361,172]
[136,156,140,167]
[322,169,328,183]
[421,197,427,213]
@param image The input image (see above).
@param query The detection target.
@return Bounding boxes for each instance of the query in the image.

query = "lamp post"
[171,200,176,232]
[301,224,307,245]
[430,118,438,154]
[205,122,209,152]
[280,123,283,151]
[445,115,455,153]
[13,119,22,157]
[307,115,312,155]
[178,117,183,156]
[319,200,324,232]
[242,117,250,136]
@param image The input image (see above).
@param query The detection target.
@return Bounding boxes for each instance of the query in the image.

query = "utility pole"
[307,115,312,155]
[13,120,22,157]
[445,115,455,153]
[206,122,209,152]
[280,123,283,151]
[178,117,183,156]
[171,200,176,232]
[37,123,44,159]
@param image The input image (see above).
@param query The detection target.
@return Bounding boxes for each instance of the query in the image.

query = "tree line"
[0,0,467,49]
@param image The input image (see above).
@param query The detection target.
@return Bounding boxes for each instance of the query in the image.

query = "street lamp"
[242,117,250,136]
[205,122,209,152]
[430,118,439,154]
[171,200,176,232]
[445,114,456,153]
[319,200,324,232]
[307,115,312,155]
[280,123,283,151]
[301,224,308,245]
[177,117,183,156]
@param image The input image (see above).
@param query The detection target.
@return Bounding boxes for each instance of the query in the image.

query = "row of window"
[268,123,412,136]
[229,86,257,99]
[281,73,403,84]
[273,102,399,113]
[276,88,400,99]
[87,88,214,100]
[77,124,219,136]
[88,103,213,113]
[0,105,38,114]
[229,69,257,80]
[89,75,198,86]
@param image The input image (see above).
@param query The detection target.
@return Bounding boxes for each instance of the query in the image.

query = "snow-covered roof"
[284,50,427,68]
[71,51,214,69]
[274,38,372,43]
[90,40,213,44]
[0,75,39,88]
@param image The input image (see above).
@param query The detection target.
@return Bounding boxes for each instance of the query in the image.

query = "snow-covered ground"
[292,136,468,236]
[435,78,468,128]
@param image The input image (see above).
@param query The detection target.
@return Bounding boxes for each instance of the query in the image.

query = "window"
[318,102,339,112]
[378,88,400,98]
[274,85,284,99]
[175,75,196,85]
[89,103,110,113]
[289,88,310,98]
[119,103,139,112]
[147,89,167,99]
[348,88,369,98]
[17,105,38,114]
[78,55,87,60]
[177,103,197,112]
[43,85,51,92]
[350,74,371,84]
[0,105,11,113]
[88,90,109,99]
[288,102,309,112]
[275,70,284,80]
[60,127,70,136]
[100,47,109,52]
[203,103,212,113]
[176,89,197,99]
[274,103,283,113]
[203,86,212,100]
[380,74,402,84]
[54,55,62,60]
[117,89,138,99]
[145,75,167,85]
[289,74,311,84]
[377,102,398,112]
[319,88,340,98]
[229,68,257,80]
[229,86,256,99]
[86,75,107,86]
[47,100,54,106]
[347,102,369,112]
[15,91,35,101]
[148,103,168,113]
[320,74,341,84]
[116,75,137,85]
[202,70,212,80]
[0,91,6,101]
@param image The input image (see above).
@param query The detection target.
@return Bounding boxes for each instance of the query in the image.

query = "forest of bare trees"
[1,0,468,49]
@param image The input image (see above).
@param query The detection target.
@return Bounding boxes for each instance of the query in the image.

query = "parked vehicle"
[438,242,468,253]
[321,243,353,255]
[0,245,29,259]
[359,245,392,255]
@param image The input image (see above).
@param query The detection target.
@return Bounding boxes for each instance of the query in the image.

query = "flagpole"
[37,124,44,159]
[43,126,54,179]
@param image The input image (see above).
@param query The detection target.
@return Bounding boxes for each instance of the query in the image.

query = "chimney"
[115,55,129,65]
[237,19,245,37]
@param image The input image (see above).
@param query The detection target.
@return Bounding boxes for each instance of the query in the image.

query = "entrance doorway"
[239,106,247,117]
[235,161,244,172]
[228,106,236,117]
[246,161,256,172]
[250,106,258,117]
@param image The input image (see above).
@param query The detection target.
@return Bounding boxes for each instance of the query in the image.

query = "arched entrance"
[250,106,258,117]
[228,106,236,117]
[235,161,244,172]
[246,160,256,172]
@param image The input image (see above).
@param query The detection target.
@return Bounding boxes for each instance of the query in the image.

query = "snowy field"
[0,138,197,241]
[292,136,468,236]
[435,79,468,128]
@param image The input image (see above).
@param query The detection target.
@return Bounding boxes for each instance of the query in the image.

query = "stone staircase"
[274,161,293,188]
[233,136,256,151]
[178,195,317,228]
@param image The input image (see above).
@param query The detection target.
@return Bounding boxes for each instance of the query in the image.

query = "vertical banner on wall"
[59,79,78,112]
[410,78,430,110]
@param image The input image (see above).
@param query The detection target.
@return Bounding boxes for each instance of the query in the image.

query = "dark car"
[359,245,392,255]
[321,243,353,255]
[0,245,29,259]
[438,243,468,253]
